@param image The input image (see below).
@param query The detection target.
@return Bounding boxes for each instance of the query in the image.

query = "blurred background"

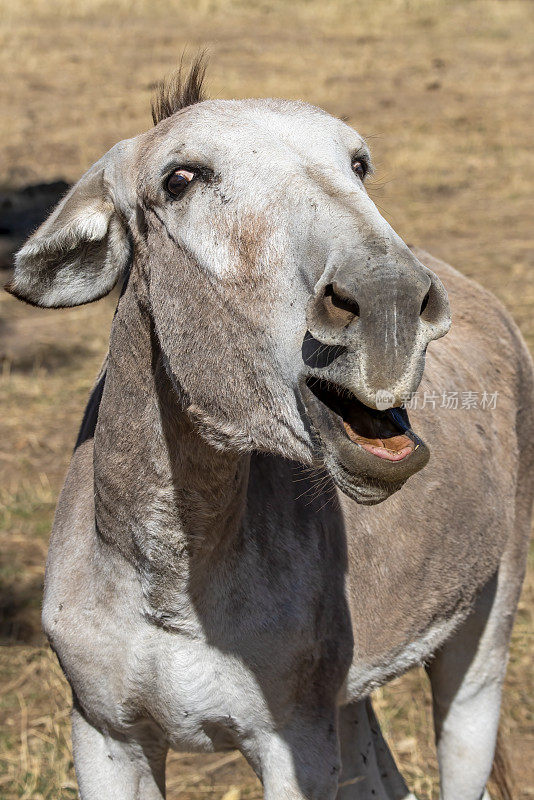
[0,1,532,797]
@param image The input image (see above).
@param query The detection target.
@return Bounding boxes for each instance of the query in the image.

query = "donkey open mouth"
[305,378,418,463]
[301,376,430,505]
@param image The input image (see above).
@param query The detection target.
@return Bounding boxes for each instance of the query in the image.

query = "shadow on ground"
[0,575,43,644]
[0,181,68,271]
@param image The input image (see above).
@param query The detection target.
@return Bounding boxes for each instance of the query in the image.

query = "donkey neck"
[92,280,250,586]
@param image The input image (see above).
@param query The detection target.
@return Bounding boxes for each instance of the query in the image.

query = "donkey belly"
[342,613,463,702]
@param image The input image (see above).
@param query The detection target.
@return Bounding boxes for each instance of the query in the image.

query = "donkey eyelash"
[162,165,215,200]
[161,163,213,180]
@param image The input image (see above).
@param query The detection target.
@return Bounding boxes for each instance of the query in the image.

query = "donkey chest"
[143,633,278,752]
[133,566,344,750]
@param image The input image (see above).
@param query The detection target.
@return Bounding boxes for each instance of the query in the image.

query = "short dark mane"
[151,55,208,125]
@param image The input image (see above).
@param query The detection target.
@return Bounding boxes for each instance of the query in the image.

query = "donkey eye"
[351,160,366,181]
[165,168,196,197]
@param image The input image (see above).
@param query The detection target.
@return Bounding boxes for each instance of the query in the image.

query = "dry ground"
[0,1,532,798]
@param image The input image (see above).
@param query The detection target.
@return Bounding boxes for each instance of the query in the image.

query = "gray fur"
[10,88,533,800]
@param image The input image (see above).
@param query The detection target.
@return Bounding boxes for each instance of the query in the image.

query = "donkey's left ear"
[7,139,136,308]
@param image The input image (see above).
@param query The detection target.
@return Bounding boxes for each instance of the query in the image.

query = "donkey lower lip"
[305,378,417,463]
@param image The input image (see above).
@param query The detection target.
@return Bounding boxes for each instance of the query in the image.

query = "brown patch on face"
[204,211,282,312]
[212,212,287,330]
[225,212,273,275]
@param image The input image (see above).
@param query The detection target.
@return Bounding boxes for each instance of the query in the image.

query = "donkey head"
[9,62,450,505]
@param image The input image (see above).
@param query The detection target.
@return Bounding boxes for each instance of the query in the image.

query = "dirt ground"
[0,1,532,798]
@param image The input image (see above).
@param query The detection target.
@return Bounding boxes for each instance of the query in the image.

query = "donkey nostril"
[420,289,430,316]
[418,271,451,341]
[302,330,346,369]
[324,283,360,320]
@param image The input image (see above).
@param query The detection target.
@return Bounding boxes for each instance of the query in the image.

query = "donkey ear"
[7,141,135,308]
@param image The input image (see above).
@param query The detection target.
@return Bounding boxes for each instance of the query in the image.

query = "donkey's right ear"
[7,140,136,308]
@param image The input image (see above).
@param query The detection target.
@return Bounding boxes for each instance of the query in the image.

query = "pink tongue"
[343,425,415,462]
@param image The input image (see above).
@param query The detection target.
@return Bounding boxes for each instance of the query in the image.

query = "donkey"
[8,62,533,800]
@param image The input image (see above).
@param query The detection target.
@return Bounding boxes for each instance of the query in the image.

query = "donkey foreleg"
[427,568,519,800]
[71,705,167,800]
[244,713,341,800]
[337,699,416,800]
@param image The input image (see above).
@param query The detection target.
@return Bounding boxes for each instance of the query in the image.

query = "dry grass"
[0,0,532,797]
